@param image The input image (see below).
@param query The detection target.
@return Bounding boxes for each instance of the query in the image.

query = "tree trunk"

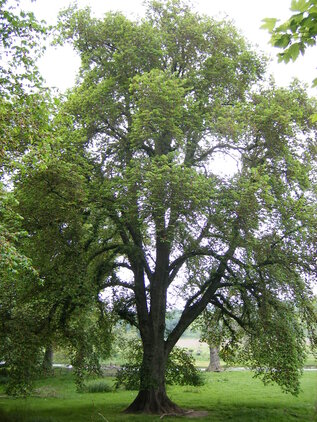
[206,345,222,372]
[124,343,183,414]
[42,344,53,374]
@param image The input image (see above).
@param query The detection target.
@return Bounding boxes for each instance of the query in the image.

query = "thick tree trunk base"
[123,389,184,415]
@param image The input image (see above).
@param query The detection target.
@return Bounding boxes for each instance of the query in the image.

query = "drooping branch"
[101,278,135,291]
[210,296,246,329]
[168,246,228,286]
[87,243,122,263]
[194,143,245,164]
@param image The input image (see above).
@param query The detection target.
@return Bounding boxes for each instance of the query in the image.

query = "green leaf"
[286,43,301,62]
[291,0,309,13]
[273,34,291,48]
[310,112,317,123]
[305,38,316,46]
[261,18,278,32]
[289,13,304,32]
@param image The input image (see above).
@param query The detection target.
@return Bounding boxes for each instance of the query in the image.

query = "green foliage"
[262,0,317,86]
[65,306,115,392]
[0,271,45,396]
[0,0,47,97]
[130,69,186,147]
[246,310,306,395]
[196,308,233,348]
[221,302,309,396]
[0,0,49,172]
[115,364,139,391]
[115,339,203,390]
[0,183,43,395]
[1,150,114,395]
[0,6,59,396]
[166,346,204,387]
[0,185,36,278]
[0,366,9,384]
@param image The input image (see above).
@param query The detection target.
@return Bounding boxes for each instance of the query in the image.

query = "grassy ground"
[0,369,316,422]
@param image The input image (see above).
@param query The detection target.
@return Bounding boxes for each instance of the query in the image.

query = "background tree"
[35,0,317,414]
[9,136,115,392]
[0,1,64,393]
[197,308,225,372]
[0,0,115,387]
[0,0,48,170]
[0,185,42,395]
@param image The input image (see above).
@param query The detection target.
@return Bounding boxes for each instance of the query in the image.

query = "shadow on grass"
[1,401,316,422]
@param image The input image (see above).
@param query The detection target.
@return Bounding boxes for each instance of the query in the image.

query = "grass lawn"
[0,369,316,422]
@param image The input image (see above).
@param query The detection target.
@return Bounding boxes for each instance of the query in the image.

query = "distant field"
[177,338,317,368]
[177,337,210,367]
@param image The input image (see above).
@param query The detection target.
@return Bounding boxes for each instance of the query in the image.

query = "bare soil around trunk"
[160,410,209,418]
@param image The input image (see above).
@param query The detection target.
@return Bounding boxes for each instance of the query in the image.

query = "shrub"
[0,366,9,384]
[166,346,204,387]
[115,339,204,390]
[115,364,139,390]
[85,380,113,393]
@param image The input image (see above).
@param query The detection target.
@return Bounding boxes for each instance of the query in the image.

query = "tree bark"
[206,345,222,372]
[42,343,53,374]
[124,246,185,414]
[124,343,183,414]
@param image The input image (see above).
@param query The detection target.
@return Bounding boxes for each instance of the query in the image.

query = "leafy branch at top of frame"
[262,0,317,88]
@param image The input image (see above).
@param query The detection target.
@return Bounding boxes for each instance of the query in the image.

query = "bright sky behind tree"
[20,0,317,93]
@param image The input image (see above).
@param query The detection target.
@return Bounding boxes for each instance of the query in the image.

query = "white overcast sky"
[20,0,317,94]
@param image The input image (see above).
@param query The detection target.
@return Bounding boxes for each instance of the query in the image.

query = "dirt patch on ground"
[160,410,209,419]
[33,386,60,398]
[184,410,209,418]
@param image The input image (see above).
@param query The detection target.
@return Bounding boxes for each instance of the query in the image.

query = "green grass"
[84,380,113,394]
[305,353,317,367]
[0,369,316,421]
